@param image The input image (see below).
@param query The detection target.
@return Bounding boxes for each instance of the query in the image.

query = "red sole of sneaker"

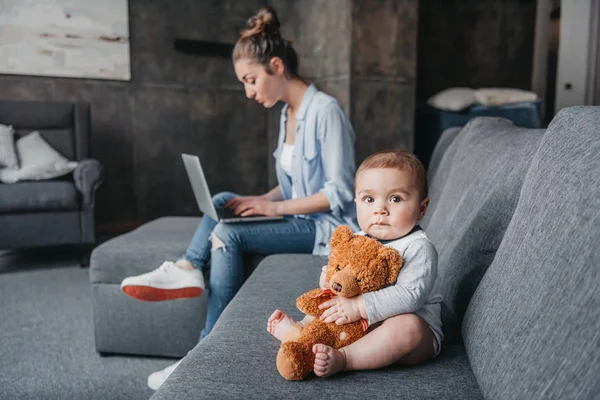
[122,286,202,301]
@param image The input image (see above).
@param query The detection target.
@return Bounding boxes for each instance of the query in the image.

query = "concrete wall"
[0,0,537,232]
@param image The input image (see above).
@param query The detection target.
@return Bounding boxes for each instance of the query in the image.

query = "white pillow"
[427,87,476,111]
[474,88,538,106]
[0,131,78,184]
[0,124,19,169]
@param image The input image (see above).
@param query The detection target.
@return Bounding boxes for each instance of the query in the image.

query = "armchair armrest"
[73,159,104,207]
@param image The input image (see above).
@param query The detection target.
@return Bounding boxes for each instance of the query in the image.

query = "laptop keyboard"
[216,207,263,220]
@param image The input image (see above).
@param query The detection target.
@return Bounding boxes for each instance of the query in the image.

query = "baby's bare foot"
[267,310,297,342]
[313,344,347,377]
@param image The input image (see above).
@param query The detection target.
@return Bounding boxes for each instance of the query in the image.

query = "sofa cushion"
[90,217,203,284]
[0,181,79,213]
[463,106,600,399]
[421,117,544,343]
[0,124,19,169]
[425,126,461,214]
[474,88,538,106]
[0,131,78,184]
[15,128,75,162]
[153,254,483,399]
[427,87,476,111]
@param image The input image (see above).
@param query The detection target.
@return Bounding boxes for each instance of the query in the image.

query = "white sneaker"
[148,359,181,391]
[121,261,205,301]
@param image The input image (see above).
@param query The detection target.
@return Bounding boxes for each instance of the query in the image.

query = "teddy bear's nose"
[331,282,342,292]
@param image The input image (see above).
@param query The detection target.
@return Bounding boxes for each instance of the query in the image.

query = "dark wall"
[0,0,267,231]
[416,0,537,105]
[350,0,418,161]
[0,0,537,233]
[270,0,419,167]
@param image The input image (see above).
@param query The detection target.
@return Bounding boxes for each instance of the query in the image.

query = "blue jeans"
[181,192,316,340]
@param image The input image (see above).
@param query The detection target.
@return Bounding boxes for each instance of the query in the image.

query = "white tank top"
[280,143,298,199]
[280,143,294,176]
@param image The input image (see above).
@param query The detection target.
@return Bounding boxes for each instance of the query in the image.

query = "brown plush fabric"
[276,225,403,380]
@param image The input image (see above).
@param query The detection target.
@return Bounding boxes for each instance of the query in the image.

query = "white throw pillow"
[0,131,78,183]
[427,87,476,111]
[474,88,538,106]
[0,124,19,169]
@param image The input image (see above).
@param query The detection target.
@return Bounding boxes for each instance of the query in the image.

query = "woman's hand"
[318,295,366,325]
[226,196,264,214]
[319,265,329,290]
[232,198,281,217]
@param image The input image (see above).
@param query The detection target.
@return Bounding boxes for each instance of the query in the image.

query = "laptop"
[182,153,284,223]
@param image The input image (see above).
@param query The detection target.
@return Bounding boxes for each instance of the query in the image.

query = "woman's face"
[234,58,285,108]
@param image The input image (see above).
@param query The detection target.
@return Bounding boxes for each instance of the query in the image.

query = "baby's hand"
[318,296,366,325]
[319,265,329,290]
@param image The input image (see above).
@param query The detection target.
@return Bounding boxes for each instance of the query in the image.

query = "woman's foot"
[120,261,205,301]
[313,344,347,377]
[267,310,297,341]
[147,359,181,391]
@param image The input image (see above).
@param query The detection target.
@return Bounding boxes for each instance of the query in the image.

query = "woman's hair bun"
[241,5,281,39]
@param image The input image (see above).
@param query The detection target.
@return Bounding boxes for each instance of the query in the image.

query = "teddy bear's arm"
[296,288,334,317]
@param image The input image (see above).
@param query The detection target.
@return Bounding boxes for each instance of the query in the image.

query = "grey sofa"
[0,101,104,264]
[90,217,264,357]
[91,107,599,399]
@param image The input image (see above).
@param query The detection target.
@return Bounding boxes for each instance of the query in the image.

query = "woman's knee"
[211,222,238,250]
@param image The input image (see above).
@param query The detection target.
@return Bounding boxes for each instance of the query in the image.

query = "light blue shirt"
[273,84,359,255]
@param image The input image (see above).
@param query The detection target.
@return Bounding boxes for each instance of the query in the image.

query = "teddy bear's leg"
[277,341,314,381]
[276,320,335,380]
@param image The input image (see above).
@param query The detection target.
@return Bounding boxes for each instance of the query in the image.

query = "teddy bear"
[276,225,403,380]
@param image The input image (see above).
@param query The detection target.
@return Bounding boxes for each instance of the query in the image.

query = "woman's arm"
[237,191,331,217]
[262,185,283,201]
[271,103,355,217]
[316,103,356,217]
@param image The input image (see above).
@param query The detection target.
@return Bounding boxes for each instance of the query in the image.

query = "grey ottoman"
[90,217,207,357]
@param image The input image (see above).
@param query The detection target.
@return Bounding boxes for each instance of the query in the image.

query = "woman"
[120,5,358,390]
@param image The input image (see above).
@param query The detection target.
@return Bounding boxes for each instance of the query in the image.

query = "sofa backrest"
[0,100,90,161]
[425,126,462,193]
[421,117,544,343]
[462,106,600,399]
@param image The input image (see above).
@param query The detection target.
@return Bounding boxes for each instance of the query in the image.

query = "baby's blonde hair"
[356,150,428,199]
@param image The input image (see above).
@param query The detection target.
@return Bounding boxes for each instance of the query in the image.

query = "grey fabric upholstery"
[93,107,600,398]
[0,100,89,161]
[73,159,104,206]
[421,118,544,344]
[0,212,82,247]
[463,107,600,399]
[153,254,483,400]
[91,217,208,357]
[424,126,462,222]
[92,284,206,357]
[0,100,102,251]
[90,216,264,357]
[90,217,203,284]
[0,181,78,213]
[426,126,461,184]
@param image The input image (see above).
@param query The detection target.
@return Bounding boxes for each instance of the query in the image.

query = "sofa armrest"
[73,159,104,207]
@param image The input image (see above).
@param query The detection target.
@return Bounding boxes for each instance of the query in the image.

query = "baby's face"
[355,168,428,241]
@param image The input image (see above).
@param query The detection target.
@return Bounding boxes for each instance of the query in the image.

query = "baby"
[267,150,443,377]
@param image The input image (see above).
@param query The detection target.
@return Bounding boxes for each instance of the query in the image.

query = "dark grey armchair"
[0,100,104,265]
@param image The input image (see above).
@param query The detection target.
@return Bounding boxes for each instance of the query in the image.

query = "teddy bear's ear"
[330,225,354,249]
[378,247,403,285]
